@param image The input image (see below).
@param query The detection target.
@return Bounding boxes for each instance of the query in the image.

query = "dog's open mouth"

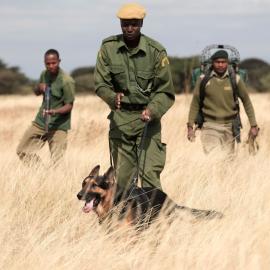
[82,196,101,213]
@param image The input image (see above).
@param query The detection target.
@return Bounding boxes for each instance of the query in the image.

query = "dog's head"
[77,165,115,216]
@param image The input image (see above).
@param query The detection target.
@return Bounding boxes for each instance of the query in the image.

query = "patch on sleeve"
[224,86,232,91]
[161,56,170,67]
[236,74,240,84]
[98,50,103,59]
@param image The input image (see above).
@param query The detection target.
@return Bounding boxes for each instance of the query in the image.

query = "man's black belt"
[120,103,146,111]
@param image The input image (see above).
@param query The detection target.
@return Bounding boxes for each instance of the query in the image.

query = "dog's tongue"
[82,199,94,213]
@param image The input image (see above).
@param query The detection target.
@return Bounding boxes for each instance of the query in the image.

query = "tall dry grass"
[1,93,270,270]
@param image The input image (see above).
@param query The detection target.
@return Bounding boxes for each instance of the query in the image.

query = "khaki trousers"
[17,123,67,165]
[201,121,235,154]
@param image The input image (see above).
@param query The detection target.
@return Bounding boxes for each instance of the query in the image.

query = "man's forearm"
[96,87,116,110]
[54,103,73,115]
[147,92,174,120]
[188,95,200,125]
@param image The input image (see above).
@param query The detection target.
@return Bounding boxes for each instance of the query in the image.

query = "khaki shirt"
[34,68,75,131]
[94,34,175,138]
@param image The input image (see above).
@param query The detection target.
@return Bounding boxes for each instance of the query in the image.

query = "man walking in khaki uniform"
[17,49,75,166]
[94,3,175,190]
[187,50,259,154]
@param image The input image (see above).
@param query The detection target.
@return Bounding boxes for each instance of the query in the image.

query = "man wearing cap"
[187,49,259,154]
[94,3,175,190]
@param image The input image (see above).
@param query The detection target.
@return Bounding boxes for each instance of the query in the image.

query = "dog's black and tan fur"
[77,165,222,228]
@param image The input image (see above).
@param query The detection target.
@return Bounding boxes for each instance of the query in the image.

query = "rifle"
[44,84,51,133]
[229,67,242,143]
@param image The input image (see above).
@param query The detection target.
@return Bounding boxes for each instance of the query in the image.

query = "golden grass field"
[1,93,270,270]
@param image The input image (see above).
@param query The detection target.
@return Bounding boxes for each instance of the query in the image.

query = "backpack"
[192,44,247,142]
[191,44,248,89]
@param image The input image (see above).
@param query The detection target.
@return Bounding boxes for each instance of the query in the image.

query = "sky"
[0,0,269,79]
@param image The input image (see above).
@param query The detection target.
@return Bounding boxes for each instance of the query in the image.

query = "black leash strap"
[197,69,212,128]
[132,122,149,186]
[108,117,142,168]
[229,67,242,143]
[109,138,114,168]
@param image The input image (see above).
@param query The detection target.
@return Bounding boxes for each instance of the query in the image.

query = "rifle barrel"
[44,86,51,133]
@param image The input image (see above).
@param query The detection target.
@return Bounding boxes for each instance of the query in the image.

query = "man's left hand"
[249,126,259,139]
[141,109,151,122]
[42,109,56,117]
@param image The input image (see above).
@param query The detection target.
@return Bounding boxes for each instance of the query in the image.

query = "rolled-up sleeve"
[63,79,75,104]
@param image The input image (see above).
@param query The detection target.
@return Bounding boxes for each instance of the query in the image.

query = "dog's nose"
[77,192,82,200]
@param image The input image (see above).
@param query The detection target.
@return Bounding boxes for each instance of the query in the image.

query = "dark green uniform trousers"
[109,134,166,190]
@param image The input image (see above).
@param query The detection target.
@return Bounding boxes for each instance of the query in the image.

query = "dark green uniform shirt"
[188,70,257,126]
[94,34,175,138]
[34,68,75,131]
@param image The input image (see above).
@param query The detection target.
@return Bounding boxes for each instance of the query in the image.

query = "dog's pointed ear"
[104,166,115,185]
[89,165,100,177]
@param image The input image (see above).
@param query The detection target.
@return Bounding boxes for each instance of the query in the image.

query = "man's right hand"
[187,126,196,142]
[34,83,47,95]
[115,93,124,109]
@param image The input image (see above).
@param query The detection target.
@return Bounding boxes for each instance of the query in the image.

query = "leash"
[108,117,142,168]
[110,121,150,201]
[132,121,149,186]
[108,118,150,206]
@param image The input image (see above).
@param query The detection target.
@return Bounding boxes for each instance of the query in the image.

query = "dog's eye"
[99,182,109,189]
[91,183,97,188]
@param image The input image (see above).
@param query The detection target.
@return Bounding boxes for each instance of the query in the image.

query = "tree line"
[0,57,269,95]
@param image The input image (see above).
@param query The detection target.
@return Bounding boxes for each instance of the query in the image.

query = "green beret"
[211,50,229,60]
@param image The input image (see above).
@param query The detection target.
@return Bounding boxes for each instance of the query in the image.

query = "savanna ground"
[1,93,270,270]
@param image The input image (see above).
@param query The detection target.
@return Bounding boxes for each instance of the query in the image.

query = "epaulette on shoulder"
[145,35,165,52]
[66,75,75,84]
[102,35,119,44]
[61,70,75,84]
[236,74,241,84]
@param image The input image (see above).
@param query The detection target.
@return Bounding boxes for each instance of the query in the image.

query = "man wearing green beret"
[187,49,259,154]
[94,3,175,190]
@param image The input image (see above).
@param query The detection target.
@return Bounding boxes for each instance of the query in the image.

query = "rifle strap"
[199,69,212,115]
[228,67,240,112]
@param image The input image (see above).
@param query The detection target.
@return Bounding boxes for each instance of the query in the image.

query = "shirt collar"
[117,34,147,55]
[45,68,63,83]
[211,69,229,79]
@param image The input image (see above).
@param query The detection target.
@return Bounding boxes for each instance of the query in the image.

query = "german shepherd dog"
[77,165,222,228]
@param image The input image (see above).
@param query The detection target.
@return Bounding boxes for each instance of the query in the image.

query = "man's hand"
[115,93,124,109]
[34,83,47,95]
[42,109,56,118]
[141,108,151,122]
[249,126,259,139]
[187,126,196,142]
